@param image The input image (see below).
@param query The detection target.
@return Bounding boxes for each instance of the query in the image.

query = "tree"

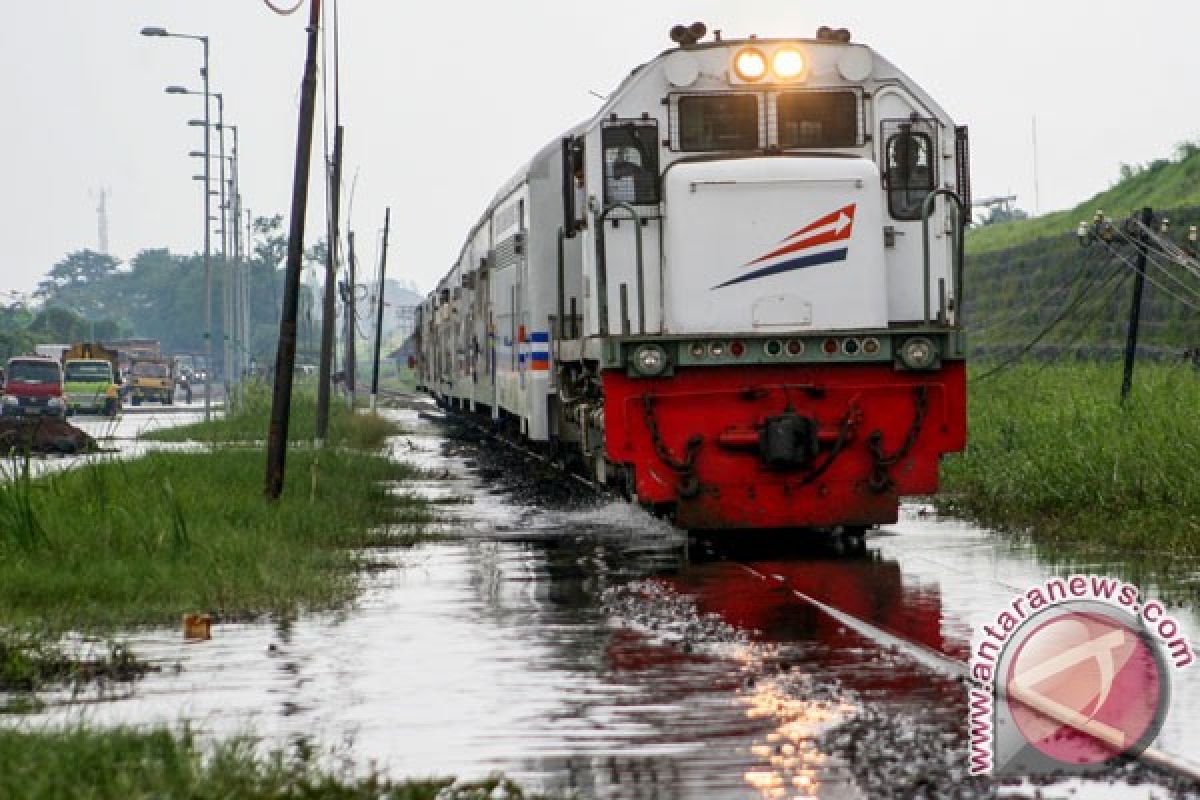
[34,250,121,314]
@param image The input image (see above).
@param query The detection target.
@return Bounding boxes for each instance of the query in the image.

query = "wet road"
[7,401,1200,798]
[9,402,210,479]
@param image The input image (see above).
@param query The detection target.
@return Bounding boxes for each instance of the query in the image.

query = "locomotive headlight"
[733,48,767,81]
[772,47,806,79]
[632,344,669,376]
[899,337,938,370]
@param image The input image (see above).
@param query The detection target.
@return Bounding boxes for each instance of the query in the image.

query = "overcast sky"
[3,1,1198,299]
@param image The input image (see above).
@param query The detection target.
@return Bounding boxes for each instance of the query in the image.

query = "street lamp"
[181,108,240,395]
[142,24,212,420]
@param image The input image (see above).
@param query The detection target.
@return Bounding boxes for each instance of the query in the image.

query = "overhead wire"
[1102,231,1200,313]
[969,246,1103,336]
[1128,217,1200,281]
[1111,223,1200,303]
[263,0,305,15]
[975,258,1128,381]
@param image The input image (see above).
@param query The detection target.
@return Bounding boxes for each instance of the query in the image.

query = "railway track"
[381,388,1200,789]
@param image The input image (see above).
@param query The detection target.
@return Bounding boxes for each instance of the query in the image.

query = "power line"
[976,259,1127,382]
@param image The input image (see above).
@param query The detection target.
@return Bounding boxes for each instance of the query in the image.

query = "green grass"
[0,727,537,800]
[940,362,1200,558]
[147,383,403,448]
[0,447,431,631]
[968,145,1200,256]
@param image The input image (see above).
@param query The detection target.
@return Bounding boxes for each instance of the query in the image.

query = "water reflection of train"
[417,22,969,531]
[491,528,965,796]
[666,550,968,672]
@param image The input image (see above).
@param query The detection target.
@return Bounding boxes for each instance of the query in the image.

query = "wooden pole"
[265,0,321,500]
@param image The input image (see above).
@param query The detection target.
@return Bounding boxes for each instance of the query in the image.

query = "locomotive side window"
[677,94,759,152]
[777,91,859,148]
[561,137,586,235]
[602,120,660,207]
[884,127,936,220]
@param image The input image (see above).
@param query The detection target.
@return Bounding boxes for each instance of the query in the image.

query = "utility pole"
[370,207,391,410]
[265,0,321,501]
[1121,206,1154,405]
[316,125,343,443]
[345,229,357,407]
[244,207,253,378]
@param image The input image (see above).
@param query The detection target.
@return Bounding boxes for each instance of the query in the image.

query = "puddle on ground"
[4,402,1198,798]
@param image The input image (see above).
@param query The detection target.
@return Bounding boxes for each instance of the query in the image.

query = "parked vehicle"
[128,358,174,406]
[2,357,67,418]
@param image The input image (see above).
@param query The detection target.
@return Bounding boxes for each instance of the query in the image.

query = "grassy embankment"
[0,728,532,800]
[145,379,400,447]
[967,144,1200,257]
[0,385,429,651]
[940,362,1200,564]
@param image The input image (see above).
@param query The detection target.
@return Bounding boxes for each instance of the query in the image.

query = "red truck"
[2,356,67,418]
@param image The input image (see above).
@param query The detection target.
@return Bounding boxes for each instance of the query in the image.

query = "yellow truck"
[128,357,174,406]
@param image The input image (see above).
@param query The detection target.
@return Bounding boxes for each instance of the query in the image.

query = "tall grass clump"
[146,382,402,448]
[940,362,1200,555]
[0,453,49,553]
[0,447,431,631]
[0,727,515,800]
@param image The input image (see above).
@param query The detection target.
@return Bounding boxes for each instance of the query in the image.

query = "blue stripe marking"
[530,331,550,343]
[531,352,549,362]
[712,247,849,290]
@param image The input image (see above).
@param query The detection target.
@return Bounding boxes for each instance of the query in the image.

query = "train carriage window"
[777,91,859,148]
[884,124,936,220]
[602,120,660,207]
[677,94,759,152]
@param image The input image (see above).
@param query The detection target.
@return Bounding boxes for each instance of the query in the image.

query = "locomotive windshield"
[677,94,759,151]
[777,91,859,148]
[885,127,936,219]
[602,120,660,206]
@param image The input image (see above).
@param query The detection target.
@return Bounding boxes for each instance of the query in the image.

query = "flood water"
[7,402,1200,798]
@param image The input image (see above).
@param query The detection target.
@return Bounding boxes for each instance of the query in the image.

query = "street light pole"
[144,26,213,420]
[213,96,233,403]
[226,124,245,405]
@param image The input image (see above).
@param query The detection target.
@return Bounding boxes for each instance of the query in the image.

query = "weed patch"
[0,727,542,799]
[0,448,432,631]
[940,362,1200,560]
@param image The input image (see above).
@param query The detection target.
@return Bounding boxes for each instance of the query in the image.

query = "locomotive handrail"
[593,203,646,336]
[919,189,966,327]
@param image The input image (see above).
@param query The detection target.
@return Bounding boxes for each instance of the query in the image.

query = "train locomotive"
[417,23,969,531]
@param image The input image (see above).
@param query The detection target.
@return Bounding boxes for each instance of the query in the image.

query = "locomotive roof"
[439,35,951,292]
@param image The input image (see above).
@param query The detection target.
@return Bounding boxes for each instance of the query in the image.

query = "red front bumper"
[602,362,966,530]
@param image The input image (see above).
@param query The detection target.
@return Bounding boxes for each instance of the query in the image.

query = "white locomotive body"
[418,26,970,530]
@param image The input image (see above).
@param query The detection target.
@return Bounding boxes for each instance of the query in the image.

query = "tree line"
[1,215,330,371]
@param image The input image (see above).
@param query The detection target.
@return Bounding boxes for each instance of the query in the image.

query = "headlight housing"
[898,337,938,370]
[48,396,66,408]
[733,48,768,82]
[631,344,669,377]
[772,48,806,80]
[2,395,17,406]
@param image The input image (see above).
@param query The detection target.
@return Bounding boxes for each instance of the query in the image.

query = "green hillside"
[964,146,1200,357]
[968,144,1200,256]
